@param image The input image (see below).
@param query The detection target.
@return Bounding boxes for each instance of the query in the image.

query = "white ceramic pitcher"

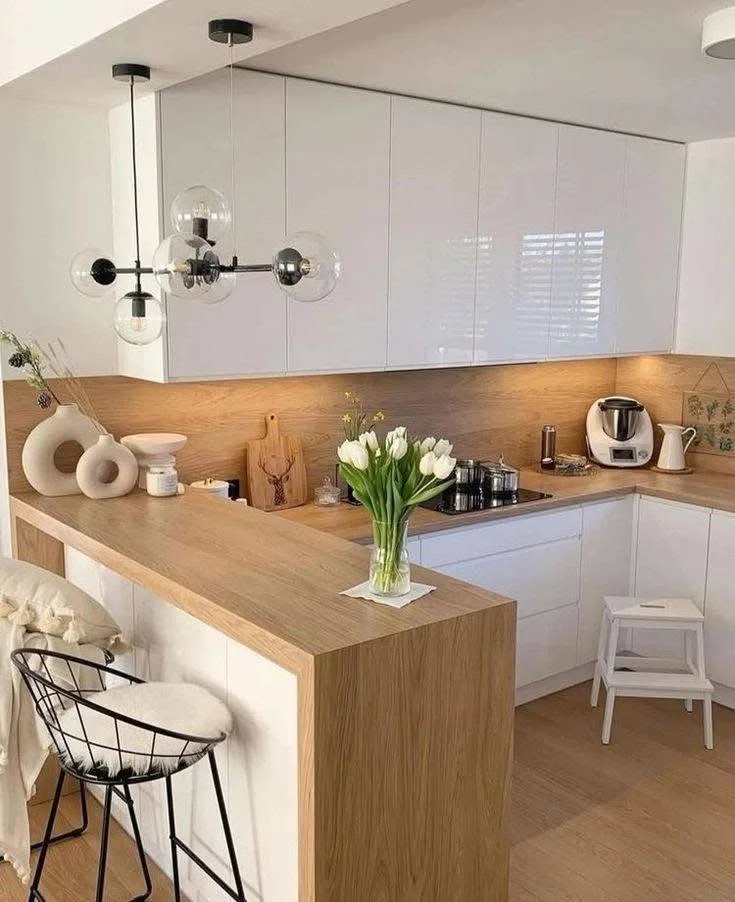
[656,423,697,471]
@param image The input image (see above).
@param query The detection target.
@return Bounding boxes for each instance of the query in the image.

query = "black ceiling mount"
[208,19,253,44]
[112,63,151,83]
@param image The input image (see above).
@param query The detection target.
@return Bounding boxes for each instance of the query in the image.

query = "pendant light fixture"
[70,20,341,347]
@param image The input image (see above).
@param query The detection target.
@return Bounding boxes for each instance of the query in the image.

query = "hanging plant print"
[682,362,735,456]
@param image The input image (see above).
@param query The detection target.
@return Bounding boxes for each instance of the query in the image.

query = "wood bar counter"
[10,490,516,902]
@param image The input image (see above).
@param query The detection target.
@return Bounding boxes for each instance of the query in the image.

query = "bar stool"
[590,596,714,749]
[12,648,248,902]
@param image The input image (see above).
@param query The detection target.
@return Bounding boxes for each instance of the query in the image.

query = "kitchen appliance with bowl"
[586,396,653,468]
[423,455,551,515]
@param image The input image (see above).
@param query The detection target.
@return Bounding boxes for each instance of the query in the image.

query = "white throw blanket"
[0,618,106,883]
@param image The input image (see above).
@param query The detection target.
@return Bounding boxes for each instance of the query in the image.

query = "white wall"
[676,138,735,356]
[0,96,117,377]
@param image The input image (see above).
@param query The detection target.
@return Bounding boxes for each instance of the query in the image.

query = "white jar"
[146,464,179,497]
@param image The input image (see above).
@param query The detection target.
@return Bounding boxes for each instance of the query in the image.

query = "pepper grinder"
[540,425,556,470]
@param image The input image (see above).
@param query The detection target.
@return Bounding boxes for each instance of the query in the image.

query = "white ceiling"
[0,0,409,107]
[246,0,735,142]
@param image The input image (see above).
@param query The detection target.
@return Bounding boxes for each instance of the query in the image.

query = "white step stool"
[590,596,714,749]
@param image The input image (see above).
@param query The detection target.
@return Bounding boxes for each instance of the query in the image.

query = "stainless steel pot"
[598,397,644,442]
[454,459,482,486]
[480,456,519,496]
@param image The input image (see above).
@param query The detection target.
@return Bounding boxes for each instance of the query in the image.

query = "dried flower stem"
[0,331,61,407]
[42,342,103,432]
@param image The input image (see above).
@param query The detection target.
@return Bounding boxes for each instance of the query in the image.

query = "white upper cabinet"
[676,138,735,357]
[475,113,558,364]
[549,126,626,359]
[388,97,481,368]
[159,70,287,380]
[617,137,684,355]
[285,80,390,373]
[139,71,688,382]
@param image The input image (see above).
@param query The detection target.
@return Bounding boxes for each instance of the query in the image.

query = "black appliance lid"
[598,397,643,412]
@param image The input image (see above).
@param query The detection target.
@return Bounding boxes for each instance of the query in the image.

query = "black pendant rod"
[112,262,274,276]
[129,77,143,293]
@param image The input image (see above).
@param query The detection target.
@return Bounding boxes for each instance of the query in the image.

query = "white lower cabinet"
[632,496,711,657]
[406,536,421,564]
[704,511,735,687]
[578,496,635,664]
[421,507,583,690]
[517,606,579,688]
[437,538,580,622]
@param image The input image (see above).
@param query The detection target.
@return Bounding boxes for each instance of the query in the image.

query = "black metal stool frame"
[12,648,248,902]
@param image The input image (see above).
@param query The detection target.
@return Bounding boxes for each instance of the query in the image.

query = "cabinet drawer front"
[517,605,579,688]
[437,538,581,619]
[421,507,582,568]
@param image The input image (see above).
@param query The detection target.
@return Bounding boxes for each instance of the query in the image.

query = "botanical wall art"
[682,361,735,456]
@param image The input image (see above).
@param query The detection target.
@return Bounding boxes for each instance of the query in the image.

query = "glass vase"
[370,519,411,597]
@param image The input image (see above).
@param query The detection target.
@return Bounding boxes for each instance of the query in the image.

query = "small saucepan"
[480,457,520,496]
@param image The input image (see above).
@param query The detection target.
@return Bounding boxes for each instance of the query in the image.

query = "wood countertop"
[276,467,735,541]
[9,490,514,669]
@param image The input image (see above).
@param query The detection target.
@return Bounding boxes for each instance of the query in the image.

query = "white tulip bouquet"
[338,427,456,595]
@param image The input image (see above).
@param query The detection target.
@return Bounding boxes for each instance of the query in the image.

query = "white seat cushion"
[604,596,703,622]
[55,682,232,776]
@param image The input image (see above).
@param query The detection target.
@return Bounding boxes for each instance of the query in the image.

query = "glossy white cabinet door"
[704,511,735,688]
[286,80,390,373]
[549,126,626,359]
[475,113,558,363]
[617,138,684,354]
[516,605,579,688]
[159,70,287,379]
[437,537,581,620]
[388,97,481,368]
[578,497,634,665]
[676,139,735,356]
[633,496,711,657]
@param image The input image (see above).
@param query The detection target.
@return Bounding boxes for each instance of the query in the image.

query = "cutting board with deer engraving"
[246,413,308,511]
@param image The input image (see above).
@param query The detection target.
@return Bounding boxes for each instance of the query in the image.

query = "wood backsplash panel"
[4,358,615,497]
[616,355,735,474]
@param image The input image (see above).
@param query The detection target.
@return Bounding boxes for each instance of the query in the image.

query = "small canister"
[190,478,230,499]
[146,464,179,497]
[315,477,341,507]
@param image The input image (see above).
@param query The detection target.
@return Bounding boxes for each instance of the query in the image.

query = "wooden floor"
[511,682,735,901]
[3,681,735,901]
[0,793,175,901]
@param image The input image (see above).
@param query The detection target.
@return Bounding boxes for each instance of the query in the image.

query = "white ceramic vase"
[76,434,139,500]
[22,404,100,496]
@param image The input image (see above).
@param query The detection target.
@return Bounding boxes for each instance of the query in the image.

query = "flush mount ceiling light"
[71,20,341,347]
[703,7,735,59]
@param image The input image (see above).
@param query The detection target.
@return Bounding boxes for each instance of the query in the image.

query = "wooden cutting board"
[246,412,308,511]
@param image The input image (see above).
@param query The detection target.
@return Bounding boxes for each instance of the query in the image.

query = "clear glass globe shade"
[201,267,234,305]
[153,234,227,301]
[170,185,232,245]
[70,248,115,298]
[114,293,164,346]
[273,232,341,303]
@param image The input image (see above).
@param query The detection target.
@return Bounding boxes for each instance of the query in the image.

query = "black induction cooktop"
[423,487,552,515]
